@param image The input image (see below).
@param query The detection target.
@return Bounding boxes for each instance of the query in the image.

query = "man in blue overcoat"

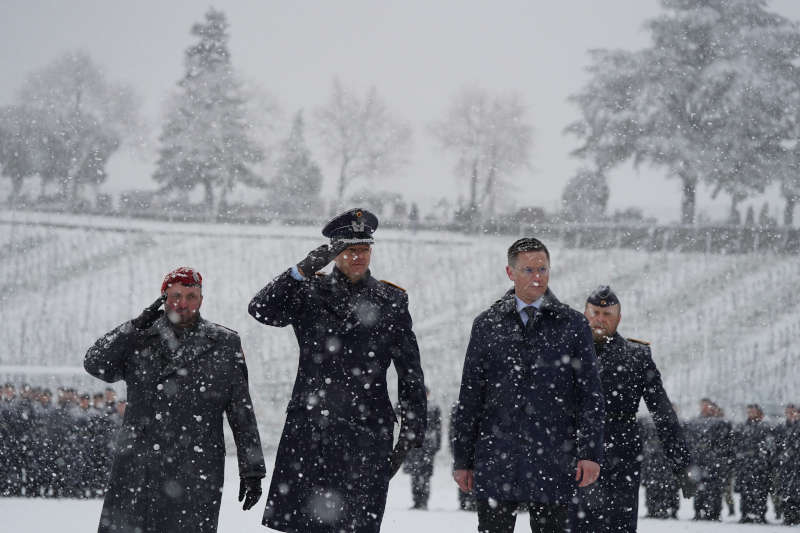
[452,237,604,533]
[249,208,427,533]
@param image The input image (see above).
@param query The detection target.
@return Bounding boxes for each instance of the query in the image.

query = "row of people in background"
[642,400,800,527]
[0,382,125,498]
[1,382,125,418]
[399,398,800,529]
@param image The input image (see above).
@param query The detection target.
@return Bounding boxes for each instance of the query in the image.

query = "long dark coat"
[685,413,734,519]
[571,333,690,532]
[249,267,427,533]
[775,420,800,523]
[84,316,266,533]
[733,419,775,519]
[452,288,605,505]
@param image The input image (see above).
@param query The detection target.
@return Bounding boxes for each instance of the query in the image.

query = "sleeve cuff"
[290,265,307,281]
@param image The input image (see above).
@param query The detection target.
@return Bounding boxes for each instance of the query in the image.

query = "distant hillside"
[1,210,797,448]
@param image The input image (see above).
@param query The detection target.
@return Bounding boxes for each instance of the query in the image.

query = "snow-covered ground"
[1,457,785,532]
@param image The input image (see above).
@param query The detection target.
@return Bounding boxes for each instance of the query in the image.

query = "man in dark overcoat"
[248,208,427,533]
[570,286,693,532]
[733,403,775,523]
[402,387,442,510]
[775,403,800,525]
[84,267,266,533]
[685,398,734,521]
[452,237,605,533]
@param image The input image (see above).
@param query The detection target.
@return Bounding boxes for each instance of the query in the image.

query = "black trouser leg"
[528,503,568,533]
[411,473,431,508]
[477,499,517,533]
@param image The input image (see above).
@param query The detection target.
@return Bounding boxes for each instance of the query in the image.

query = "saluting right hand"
[296,241,348,277]
[131,295,166,330]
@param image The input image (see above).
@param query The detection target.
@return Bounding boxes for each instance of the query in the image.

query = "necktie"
[523,306,537,332]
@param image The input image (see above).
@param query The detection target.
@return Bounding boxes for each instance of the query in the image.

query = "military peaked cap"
[586,285,620,307]
[322,208,379,245]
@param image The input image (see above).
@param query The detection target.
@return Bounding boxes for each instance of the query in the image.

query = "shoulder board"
[380,280,406,292]
[627,337,650,346]
[315,272,327,278]
[208,322,239,336]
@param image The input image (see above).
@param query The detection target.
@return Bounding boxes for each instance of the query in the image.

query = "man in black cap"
[249,207,427,533]
[570,285,694,533]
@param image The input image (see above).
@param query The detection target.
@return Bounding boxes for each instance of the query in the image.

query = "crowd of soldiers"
[0,382,125,499]
[641,399,800,526]
[2,380,800,528]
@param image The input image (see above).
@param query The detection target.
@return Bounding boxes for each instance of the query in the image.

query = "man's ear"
[505,265,514,281]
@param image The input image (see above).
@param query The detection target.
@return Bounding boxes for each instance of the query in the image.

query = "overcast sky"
[3,0,800,222]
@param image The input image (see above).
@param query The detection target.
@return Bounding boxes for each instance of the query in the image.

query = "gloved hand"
[238,477,263,510]
[678,467,697,499]
[131,295,166,330]
[389,426,418,478]
[389,442,410,478]
[296,241,348,277]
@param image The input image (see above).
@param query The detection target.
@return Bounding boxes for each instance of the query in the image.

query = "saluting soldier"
[571,286,693,533]
[85,267,266,533]
[249,208,427,533]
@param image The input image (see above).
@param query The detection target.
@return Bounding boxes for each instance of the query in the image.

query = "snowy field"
[2,210,798,432]
[1,456,785,533]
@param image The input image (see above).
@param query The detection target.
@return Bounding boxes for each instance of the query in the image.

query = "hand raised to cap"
[131,295,166,330]
[296,240,348,277]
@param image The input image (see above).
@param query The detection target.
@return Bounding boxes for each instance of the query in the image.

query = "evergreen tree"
[560,167,609,222]
[154,8,263,214]
[268,111,322,217]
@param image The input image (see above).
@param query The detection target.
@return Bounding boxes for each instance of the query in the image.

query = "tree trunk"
[785,196,796,227]
[679,173,697,225]
[204,180,215,214]
[8,176,23,204]
[337,157,350,201]
[469,159,479,213]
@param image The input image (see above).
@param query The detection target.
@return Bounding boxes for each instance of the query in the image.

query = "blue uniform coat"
[452,288,604,505]
[249,267,426,533]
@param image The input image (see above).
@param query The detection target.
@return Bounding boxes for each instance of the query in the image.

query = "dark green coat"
[84,316,265,533]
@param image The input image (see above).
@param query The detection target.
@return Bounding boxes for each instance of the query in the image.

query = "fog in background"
[3,0,800,221]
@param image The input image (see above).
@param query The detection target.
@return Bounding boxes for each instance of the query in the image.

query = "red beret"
[161,267,202,293]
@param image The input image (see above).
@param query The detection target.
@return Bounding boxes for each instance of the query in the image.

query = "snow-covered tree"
[268,111,323,217]
[314,77,412,202]
[154,8,264,214]
[0,51,138,207]
[0,106,41,203]
[430,86,532,220]
[560,167,609,222]
[567,0,800,225]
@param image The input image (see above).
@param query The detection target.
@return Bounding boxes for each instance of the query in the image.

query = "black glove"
[131,295,165,330]
[678,467,697,499]
[238,477,262,510]
[389,443,410,478]
[296,241,348,277]
[389,427,417,478]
